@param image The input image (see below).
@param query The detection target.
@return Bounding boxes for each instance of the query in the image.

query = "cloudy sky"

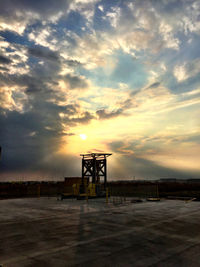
[0,0,200,181]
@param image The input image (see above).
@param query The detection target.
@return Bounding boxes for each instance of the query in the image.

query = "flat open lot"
[0,197,200,267]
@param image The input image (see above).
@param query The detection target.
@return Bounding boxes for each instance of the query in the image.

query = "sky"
[0,0,200,181]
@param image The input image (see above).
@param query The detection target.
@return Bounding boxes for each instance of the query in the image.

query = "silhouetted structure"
[80,153,112,189]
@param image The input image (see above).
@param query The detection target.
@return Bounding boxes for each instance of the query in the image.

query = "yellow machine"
[72,183,80,196]
[73,182,97,199]
[87,183,96,197]
[61,153,112,200]
[61,181,96,200]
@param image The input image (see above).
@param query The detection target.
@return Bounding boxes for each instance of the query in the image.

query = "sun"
[79,133,87,140]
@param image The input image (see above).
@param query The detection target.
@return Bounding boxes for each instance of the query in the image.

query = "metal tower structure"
[80,153,112,189]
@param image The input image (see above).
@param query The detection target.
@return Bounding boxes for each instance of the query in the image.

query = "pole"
[38,184,40,198]
[106,188,108,203]
[104,157,107,190]
[86,186,88,203]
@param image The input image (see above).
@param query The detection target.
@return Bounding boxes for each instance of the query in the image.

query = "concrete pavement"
[0,197,200,266]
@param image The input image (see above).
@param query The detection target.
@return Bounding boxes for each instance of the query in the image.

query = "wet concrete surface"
[0,197,200,267]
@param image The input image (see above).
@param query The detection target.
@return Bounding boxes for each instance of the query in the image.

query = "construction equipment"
[61,153,112,200]
[78,153,112,199]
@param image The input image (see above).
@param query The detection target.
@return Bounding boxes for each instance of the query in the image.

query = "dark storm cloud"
[0,66,9,72]
[96,108,123,120]
[8,47,62,95]
[64,133,75,136]
[109,140,132,154]
[96,98,133,120]
[147,82,160,89]
[65,59,82,67]
[0,62,59,95]
[0,72,46,92]
[0,0,72,20]
[0,100,91,173]
[0,107,60,171]
[178,134,200,144]
[71,111,94,124]
[64,73,88,89]
[0,54,12,64]
[64,111,94,125]
[0,39,93,177]
[28,47,60,62]
[0,42,94,174]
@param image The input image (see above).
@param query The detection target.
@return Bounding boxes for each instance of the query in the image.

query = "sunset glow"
[0,0,200,180]
[79,134,87,140]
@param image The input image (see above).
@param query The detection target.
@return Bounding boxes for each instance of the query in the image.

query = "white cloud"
[28,27,57,51]
[0,44,29,75]
[179,2,200,35]
[69,0,97,28]
[98,5,104,12]
[0,11,39,35]
[106,7,121,28]
[174,64,188,82]
[174,59,200,82]
[0,1,71,35]
[0,20,27,35]
[0,86,28,112]
[159,21,180,50]
[0,36,9,48]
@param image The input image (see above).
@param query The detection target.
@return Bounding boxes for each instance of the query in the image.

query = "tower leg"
[104,158,107,190]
